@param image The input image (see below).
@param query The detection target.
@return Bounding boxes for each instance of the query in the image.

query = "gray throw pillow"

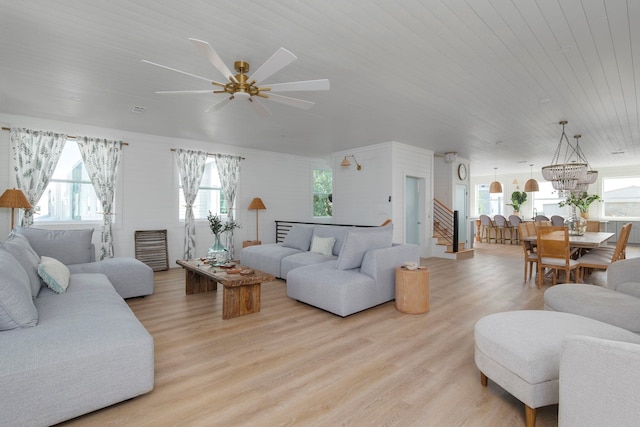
[282,225,314,251]
[15,227,94,265]
[336,227,393,270]
[1,233,43,298]
[0,248,38,330]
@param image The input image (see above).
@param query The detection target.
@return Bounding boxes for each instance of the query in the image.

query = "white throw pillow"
[309,235,336,256]
[38,256,70,294]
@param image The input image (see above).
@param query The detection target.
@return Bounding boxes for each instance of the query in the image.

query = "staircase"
[432,199,474,260]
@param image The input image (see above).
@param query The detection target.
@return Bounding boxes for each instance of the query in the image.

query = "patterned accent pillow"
[38,256,71,294]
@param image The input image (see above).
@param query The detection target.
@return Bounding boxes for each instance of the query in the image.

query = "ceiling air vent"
[130,106,147,114]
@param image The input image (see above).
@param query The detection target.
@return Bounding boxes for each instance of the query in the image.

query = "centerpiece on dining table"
[558,192,601,235]
[206,212,240,264]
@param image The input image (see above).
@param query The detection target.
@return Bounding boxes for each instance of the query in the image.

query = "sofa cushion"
[38,256,71,294]
[280,252,336,279]
[336,227,393,270]
[15,227,94,265]
[313,225,352,256]
[310,235,336,256]
[0,248,38,330]
[282,225,314,251]
[1,232,42,298]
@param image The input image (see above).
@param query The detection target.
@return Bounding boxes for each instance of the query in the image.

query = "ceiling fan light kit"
[143,38,329,116]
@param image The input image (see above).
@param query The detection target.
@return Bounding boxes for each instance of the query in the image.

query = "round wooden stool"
[395,267,429,314]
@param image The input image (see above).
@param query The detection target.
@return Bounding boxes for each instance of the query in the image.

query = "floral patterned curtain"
[76,136,123,260]
[176,149,208,259]
[10,128,67,227]
[215,154,242,259]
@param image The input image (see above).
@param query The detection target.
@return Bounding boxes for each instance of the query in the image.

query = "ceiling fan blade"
[265,93,315,110]
[205,97,232,113]
[266,79,330,92]
[188,38,237,83]
[249,47,297,84]
[155,90,215,94]
[249,98,272,117]
[141,60,216,84]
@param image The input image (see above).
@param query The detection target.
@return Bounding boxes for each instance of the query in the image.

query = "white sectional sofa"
[240,223,420,316]
[0,228,154,427]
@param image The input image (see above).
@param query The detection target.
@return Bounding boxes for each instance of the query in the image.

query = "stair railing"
[433,199,459,253]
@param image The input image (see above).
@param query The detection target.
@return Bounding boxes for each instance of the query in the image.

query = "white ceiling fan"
[142,38,330,116]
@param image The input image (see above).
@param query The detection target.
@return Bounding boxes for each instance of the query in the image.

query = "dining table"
[524,231,615,251]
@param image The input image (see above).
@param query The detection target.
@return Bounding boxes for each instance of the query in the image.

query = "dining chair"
[536,226,580,289]
[518,222,538,282]
[508,215,522,244]
[550,215,565,226]
[535,215,550,222]
[579,223,632,279]
[493,215,511,244]
[586,220,600,232]
[479,215,496,243]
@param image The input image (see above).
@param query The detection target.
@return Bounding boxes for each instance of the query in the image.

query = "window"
[178,158,227,220]
[531,181,564,217]
[313,169,332,217]
[34,141,102,222]
[476,184,503,216]
[603,177,640,218]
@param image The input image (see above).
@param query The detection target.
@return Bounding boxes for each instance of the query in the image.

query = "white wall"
[332,142,433,255]
[0,113,328,262]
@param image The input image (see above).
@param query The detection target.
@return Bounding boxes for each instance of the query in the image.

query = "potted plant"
[558,192,601,218]
[506,191,527,215]
[206,212,240,263]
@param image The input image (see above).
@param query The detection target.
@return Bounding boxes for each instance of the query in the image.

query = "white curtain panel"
[176,149,208,259]
[215,154,241,259]
[10,128,67,227]
[76,136,123,260]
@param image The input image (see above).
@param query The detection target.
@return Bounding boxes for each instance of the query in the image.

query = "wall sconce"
[0,188,32,230]
[340,155,362,170]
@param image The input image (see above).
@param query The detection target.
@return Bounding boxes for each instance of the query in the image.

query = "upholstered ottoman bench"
[474,310,640,427]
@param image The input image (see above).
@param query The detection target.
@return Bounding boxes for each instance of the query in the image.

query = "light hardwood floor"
[61,243,640,427]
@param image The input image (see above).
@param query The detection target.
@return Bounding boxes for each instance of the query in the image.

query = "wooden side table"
[242,240,261,248]
[395,267,430,314]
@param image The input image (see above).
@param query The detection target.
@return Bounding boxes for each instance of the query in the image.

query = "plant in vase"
[558,192,601,218]
[206,212,240,264]
[558,192,601,235]
[506,191,527,216]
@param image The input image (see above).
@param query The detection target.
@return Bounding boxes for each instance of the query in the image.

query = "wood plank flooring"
[60,243,639,427]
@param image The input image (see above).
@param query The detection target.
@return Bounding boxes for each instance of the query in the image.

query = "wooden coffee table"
[175,260,275,319]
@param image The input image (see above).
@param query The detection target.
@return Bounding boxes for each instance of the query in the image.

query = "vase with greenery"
[506,191,527,215]
[558,192,601,218]
[206,212,240,263]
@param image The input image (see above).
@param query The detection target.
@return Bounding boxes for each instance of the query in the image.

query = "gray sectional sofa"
[0,228,154,427]
[544,257,640,334]
[240,223,420,316]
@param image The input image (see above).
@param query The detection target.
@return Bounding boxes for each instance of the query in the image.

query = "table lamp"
[0,188,32,230]
[248,197,267,242]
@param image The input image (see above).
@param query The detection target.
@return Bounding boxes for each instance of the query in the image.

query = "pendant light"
[541,120,588,191]
[525,164,539,192]
[489,168,502,193]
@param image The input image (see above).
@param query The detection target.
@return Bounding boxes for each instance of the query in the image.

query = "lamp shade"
[524,178,539,192]
[340,156,351,167]
[248,197,266,210]
[489,181,503,193]
[0,188,31,209]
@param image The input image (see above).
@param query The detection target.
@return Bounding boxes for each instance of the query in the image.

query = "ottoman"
[474,310,640,427]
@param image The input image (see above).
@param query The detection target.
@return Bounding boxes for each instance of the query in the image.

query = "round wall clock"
[458,163,467,180]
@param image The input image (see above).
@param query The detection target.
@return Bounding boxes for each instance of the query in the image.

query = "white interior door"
[455,184,468,245]
[405,176,422,245]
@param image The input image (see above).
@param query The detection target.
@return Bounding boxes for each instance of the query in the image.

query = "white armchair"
[559,335,640,426]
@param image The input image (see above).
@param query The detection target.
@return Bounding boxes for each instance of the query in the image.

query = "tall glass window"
[178,158,227,220]
[603,177,640,218]
[313,169,332,217]
[476,184,503,216]
[35,140,102,222]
